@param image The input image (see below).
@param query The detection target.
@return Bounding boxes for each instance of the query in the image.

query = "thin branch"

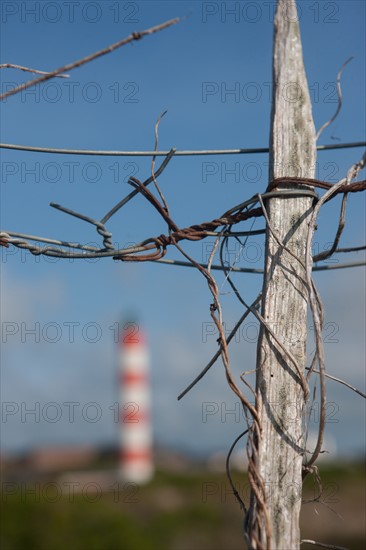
[128,176,179,232]
[258,193,307,272]
[0,63,69,78]
[306,367,366,399]
[313,188,349,263]
[177,296,261,400]
[304,152,366,472]
[226,429,249,513]
[207,228,224,274]
[100,148,176,224]
[219,219,257,298]
[316,57,353,141]
[151,111,170,213]
[219,210,310,398]
[301,540,348,550]
[0,17,180,101]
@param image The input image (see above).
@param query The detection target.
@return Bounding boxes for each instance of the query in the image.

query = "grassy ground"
[1,463,365,549]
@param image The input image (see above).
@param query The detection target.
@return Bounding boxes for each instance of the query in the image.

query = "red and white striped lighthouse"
[118,321,153,483]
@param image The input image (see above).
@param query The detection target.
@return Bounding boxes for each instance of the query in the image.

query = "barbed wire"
[1,176,365,260]
[108,143,366,542]
[0,18,180,102]
[2,15,365,549]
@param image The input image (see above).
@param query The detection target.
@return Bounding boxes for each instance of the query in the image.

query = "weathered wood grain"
[252,0,317,548]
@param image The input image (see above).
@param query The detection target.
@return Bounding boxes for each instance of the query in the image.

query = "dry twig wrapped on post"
[1,6,365,550]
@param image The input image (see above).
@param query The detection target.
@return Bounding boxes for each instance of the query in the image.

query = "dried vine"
[1,11,365,550]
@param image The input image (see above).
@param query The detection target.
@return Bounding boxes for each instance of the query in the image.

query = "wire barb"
[0,18,180,101]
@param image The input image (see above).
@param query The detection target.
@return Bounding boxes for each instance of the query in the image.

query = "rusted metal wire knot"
[268,176,366,196]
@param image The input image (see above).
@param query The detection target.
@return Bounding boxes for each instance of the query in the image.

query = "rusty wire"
[165,159,365,546]
[1,178,365,262]
[1,15,365,550]
[0,18,180,102]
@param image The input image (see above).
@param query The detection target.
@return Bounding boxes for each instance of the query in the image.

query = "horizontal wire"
[0,231,99,251]
[1,180,364,261]
[153,258,365,273]
[332,245,366,253]
[155,258,264,273]
[312,260,365,271]
[4,231,363,269]
[0,232,154,258]
[0,141,365,157]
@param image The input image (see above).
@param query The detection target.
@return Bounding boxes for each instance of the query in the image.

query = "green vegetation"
[1,464,364,549]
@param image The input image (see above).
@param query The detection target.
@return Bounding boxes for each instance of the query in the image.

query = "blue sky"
[1,0,365,458]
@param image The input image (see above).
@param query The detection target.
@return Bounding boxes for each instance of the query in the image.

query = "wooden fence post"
[248,1,316,548]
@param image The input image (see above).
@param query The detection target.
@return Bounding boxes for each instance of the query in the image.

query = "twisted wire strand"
[1,179,365,259]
